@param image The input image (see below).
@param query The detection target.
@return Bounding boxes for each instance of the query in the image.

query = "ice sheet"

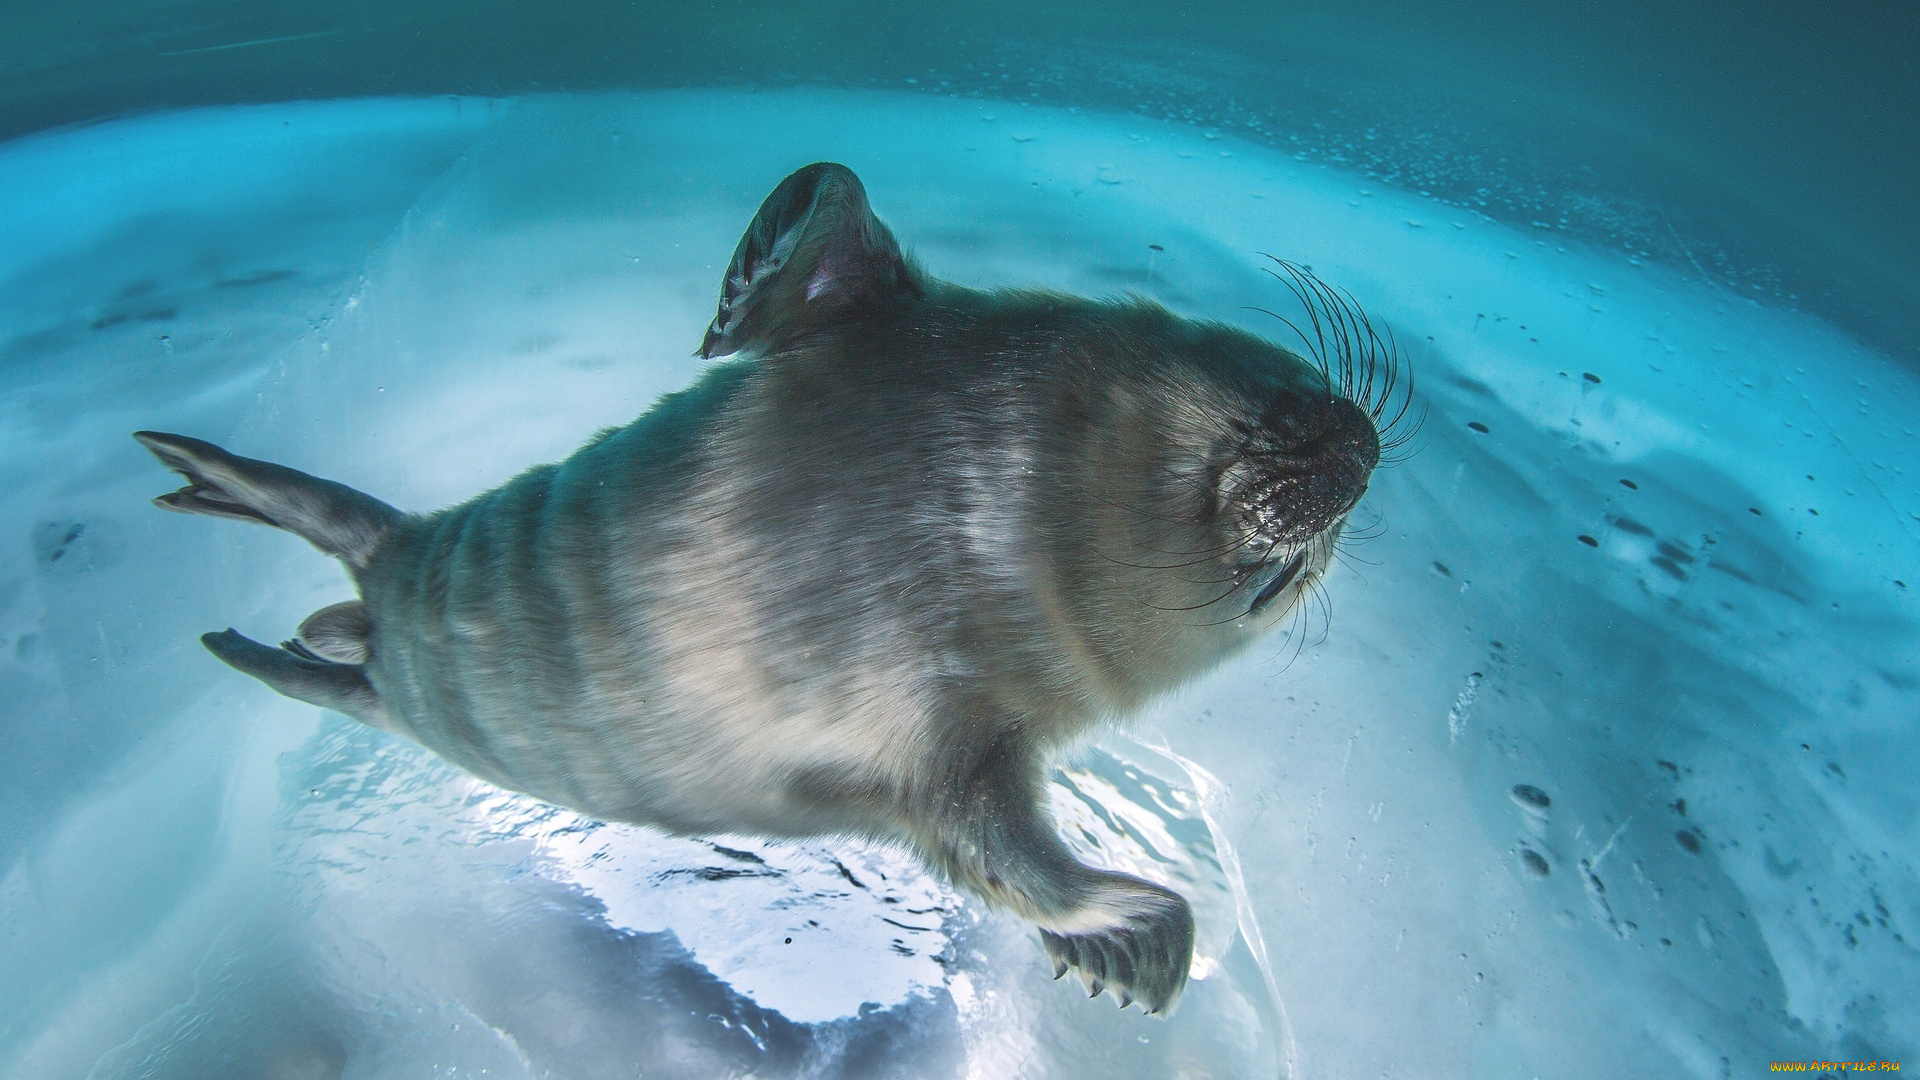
[0,89,1914,1079]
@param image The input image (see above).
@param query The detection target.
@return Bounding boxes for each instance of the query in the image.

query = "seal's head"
[689,161,1409,710]
[1023,286,1405,702]
[1207,354,1385,613]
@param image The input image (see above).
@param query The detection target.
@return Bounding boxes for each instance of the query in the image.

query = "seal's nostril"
[1261,391,1379,459]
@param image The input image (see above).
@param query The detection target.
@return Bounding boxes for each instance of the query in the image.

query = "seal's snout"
[1234,392,1381,544]
[1257,391,1379,467]
[1296,394,1382,477]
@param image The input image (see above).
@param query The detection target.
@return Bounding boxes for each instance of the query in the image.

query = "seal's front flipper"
[203,628,385,727]
[134,432,403,568]
[1035,874,1196,1015]
[699,162,922,359]
[913,729,1196,1016]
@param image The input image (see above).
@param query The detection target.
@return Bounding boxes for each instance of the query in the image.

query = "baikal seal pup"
[138,162,1404,1015]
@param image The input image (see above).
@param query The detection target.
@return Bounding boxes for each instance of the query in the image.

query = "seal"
[137,162,1402,1015]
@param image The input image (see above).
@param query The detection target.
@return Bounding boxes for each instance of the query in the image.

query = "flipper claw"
[1037,875,1194,1016]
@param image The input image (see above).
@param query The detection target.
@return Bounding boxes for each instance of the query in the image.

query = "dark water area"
[5,0,1917,359]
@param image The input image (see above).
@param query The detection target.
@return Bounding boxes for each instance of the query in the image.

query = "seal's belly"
[359,484,934,836]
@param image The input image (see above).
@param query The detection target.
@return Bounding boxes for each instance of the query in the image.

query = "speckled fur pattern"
[139,162,1385,1016]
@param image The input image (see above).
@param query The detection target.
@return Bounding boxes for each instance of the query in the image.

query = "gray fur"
[139,163,1383,1016]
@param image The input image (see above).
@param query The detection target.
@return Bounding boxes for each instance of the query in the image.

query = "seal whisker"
[1096,542,1258,573]
[1099,527,1275,587]
[1184,607,1271,628]
[1337,503,1390,545]
[1255,260,1336,383]
[1375,395,1428,466]
[1265,590,1314,670]
[1287,263,1360,402]
[1260,257,1426,477]
[1284,261,1391,415]
[1096,547,1245,572]
[1332,545,1378,575]
[1334,524,1387,550]
[1308,575,1336,647]
[1245,304,1335,397]
[1263,578,1330,670]
[1135,581,1249,614]
[1345,291,1384,413]
[1261,260,1364,409]
[1079,489,1216,534]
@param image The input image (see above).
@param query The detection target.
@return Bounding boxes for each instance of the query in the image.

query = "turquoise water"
[1,11,1915,1080]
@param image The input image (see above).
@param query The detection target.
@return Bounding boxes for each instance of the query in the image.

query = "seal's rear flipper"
[134,432,403,568]
[294,600,372,664]
[203,628,387,728]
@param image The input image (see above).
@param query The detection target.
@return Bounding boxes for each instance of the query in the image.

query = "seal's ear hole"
[700,162,920,359]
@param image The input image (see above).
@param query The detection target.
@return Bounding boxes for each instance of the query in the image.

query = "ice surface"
[0,89,1914,1079]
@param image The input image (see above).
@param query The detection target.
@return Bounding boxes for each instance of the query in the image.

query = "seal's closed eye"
[1249,550,1308,614]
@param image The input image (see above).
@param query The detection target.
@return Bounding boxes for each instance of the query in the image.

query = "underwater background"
[1,3,1915,1077]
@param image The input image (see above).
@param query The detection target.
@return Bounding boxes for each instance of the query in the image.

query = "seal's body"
[139,163,1388,1014]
